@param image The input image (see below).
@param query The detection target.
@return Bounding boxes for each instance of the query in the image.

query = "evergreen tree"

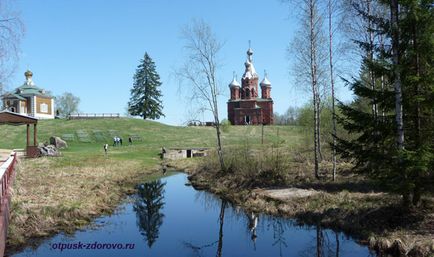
[397,0,434,205]
[336,0,433,208]
[128,53,164,120]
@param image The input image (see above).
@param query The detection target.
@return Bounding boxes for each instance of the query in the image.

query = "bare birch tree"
[289,0,328,179]
[178,19,225,171]
[0,0,23,93]
[327,0,338,181]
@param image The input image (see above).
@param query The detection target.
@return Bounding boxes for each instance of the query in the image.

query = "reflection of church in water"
[227,46,273,125]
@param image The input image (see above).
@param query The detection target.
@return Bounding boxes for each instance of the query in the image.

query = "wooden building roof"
[0,111,38,125]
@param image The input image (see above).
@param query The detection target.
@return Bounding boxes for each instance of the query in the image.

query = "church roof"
[16,84,46,96]
[229,77,240,87]
[3,93,25,100]
[260,76,271,86]
[242,46,258,79]
[4,70,52,98]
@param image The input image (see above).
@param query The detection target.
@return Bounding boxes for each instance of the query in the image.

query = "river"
[12,173,377,257]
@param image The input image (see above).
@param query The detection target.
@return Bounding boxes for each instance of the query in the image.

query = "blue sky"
[9,0,355,125]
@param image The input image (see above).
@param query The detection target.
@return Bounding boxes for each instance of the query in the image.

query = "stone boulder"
[49,136,68,149]
[39,145,61,157]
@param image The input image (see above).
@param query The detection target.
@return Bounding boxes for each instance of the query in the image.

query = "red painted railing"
[0,152,17,257]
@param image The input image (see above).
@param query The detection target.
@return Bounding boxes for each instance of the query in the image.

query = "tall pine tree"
[128,53,164,119]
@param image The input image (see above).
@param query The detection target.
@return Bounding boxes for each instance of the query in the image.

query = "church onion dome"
[24,70,33,78]
[229,77,240,88]
[242,60,258,79]
[247,47,253,56]
[260,76,271,87]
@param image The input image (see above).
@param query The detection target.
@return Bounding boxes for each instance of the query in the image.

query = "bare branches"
[288,0,329,178]
[0,0,24,91]
[178,19,225,170]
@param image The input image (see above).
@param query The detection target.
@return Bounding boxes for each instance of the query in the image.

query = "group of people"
[113,136,123,146]
[112,136,134,146]
[103,136,134,156]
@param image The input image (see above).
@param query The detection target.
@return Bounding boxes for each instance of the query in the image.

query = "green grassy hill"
[0,118,307,164]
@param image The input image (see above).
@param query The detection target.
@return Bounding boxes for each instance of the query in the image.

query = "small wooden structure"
[163,147,209,160]
[0,111,39,157]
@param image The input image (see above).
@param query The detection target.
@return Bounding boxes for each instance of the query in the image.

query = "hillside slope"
[0,118,306,161]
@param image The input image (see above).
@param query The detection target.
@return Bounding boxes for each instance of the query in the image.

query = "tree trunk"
[213,99,225,172]
[367,0,378,120]
[317,95,323,162]
[328,0,337,181]
[412,22,422,148]
[309,0,320,179]
[390,0,405,150]
[412,19,422,208]
[390,0,406,206]
[379,34,386,119]
[413,186,421,207]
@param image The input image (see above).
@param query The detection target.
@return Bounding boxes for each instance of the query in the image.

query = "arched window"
[245,88,250,98]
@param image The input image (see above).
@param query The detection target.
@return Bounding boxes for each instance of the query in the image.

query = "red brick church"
[227,47,273,125]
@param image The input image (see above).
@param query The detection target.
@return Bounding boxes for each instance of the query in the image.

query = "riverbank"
[6,155,168,254]
[178,159,434,257]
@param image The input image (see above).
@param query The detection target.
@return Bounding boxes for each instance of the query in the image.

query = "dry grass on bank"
[7,157,158,250]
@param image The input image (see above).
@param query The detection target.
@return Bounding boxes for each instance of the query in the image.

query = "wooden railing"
[68,113,121,120]
[0,152,17,257]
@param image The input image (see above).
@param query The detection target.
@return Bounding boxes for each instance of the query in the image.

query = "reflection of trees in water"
[134,180,166,248]
[298,224,344,257]
[194,191,222,212]
[183,199,227,257]
[246,212,259,250]
[271,218,288,257]
[216,200,226,257]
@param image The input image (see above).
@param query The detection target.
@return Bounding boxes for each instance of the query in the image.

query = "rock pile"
[38,144,61,157]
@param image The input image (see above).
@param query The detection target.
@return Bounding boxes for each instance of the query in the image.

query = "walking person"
[103,143,108,157]
[128,136,132,146]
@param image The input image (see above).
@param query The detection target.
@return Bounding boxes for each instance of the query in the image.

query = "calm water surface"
[12,173,377,257]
